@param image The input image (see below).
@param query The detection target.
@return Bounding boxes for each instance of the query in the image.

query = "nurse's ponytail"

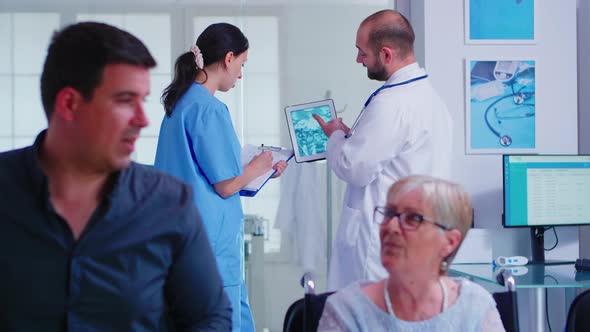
[161,23,249,117]
[162,51,200,116]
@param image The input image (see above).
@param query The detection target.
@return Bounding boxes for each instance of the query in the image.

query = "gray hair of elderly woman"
[387,175,473,264]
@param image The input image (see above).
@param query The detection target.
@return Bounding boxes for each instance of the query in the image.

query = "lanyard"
[346,74,428,138]
[364,74,428,107]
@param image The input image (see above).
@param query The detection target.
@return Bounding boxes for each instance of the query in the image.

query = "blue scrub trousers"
[224,282,255,332]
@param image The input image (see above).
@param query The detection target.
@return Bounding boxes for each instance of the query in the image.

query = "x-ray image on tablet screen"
[285,99,337,162]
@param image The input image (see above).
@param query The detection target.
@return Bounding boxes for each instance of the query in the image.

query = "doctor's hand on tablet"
[312,114,350,138]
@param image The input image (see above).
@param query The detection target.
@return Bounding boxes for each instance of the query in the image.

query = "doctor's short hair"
[40,22,156,119]
[361,9,415,60]
[387,175,473,240]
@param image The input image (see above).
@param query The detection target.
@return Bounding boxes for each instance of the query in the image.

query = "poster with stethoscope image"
[465,59,536,154]
[465,0,536,44]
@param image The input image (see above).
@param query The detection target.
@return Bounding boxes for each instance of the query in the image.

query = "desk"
[451,263,590,332]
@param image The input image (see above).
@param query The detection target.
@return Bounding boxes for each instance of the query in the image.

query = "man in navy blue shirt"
[0,22,232,331]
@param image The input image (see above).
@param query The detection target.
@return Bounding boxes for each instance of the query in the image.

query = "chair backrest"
[283,297,304,332]
[493,290,519,332]
[492,269,519,332]
[283,292,334,332]
[566,288,590,332]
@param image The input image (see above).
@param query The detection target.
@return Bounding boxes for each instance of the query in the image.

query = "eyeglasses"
[373,206,450,231]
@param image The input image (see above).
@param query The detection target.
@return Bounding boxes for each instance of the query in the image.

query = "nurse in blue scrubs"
[154,23,287,332]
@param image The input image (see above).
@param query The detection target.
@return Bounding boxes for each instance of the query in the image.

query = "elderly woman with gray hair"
[318,175,505,331]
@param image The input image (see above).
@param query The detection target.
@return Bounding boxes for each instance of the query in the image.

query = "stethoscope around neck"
[483,84,535,147]
[345,74,428,138]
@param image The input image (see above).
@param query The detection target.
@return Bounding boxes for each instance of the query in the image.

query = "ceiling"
[1,0,390,6]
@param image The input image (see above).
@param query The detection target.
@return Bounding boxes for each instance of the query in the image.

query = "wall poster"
[466,59,536,154]
[465,0,535,44]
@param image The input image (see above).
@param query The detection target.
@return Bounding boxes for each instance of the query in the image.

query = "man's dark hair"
[40,22,157,119]
[363,10,415,59]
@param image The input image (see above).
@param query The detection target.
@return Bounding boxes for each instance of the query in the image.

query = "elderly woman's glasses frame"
[373,206,450,231]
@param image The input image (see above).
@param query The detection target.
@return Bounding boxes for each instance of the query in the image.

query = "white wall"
[412,0,578,261]
[411,1,579,330]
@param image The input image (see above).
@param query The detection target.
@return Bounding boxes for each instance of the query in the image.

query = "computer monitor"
[503,154,590,264]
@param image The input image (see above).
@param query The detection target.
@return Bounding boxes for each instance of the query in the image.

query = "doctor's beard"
[367,60,389,81]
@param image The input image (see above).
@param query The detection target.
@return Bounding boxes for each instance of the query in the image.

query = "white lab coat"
[275,162,326,273]
[326,63,453,290]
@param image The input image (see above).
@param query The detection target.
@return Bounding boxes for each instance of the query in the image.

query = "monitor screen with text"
[503,155,590,227]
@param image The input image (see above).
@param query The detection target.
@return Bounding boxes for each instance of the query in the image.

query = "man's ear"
[442,229,462,258]
[54,87,82,122]
[381,46,397,65]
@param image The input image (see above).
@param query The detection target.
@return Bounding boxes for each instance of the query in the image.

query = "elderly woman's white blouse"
[317,278,506,332]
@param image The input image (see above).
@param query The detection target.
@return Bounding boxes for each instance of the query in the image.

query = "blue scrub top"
[154,83,243,286]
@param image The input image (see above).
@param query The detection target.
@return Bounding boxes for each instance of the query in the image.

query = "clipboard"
[239,144,294,197]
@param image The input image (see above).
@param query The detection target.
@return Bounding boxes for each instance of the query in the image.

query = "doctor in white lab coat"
[314,9,453,290]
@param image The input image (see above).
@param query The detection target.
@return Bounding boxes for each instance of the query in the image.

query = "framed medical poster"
[465,0,536,44]
[465,59,536,154]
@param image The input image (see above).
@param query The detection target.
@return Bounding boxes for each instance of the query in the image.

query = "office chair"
[565,288,590,331]
[283,270,519,332]
[493,269,520,332]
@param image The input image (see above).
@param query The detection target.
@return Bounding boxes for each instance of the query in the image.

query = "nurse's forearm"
[212,165,265,198]
[213,177,244,198]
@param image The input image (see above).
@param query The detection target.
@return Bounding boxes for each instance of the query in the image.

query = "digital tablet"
[285,99,337,163]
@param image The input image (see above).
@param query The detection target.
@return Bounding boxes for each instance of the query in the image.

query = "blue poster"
[469,0,534,41]
[469,60,535,151]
